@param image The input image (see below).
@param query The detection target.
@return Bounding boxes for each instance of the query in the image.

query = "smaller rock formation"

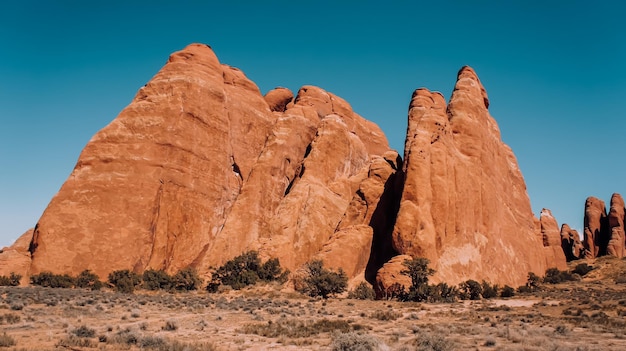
[264,87,294,112]
[0,229,33,284]
[583,197,609,258]
[539,209,568,270]
[560,224,585,261]
[607,193,626,258]
[375,254,413,299]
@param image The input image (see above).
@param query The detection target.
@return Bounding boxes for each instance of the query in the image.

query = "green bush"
[206,251,287,292]
[347,282,376,300]
[299,260,348,298]
[543,268,576,284]
[572,262,593,276]
[500,285,515,297]
[459,280,482,300]
[108,270,141,293]
[173,267,202,291]
[400,257,435,302]
[142,269,174,291]
[30,271,75,288]
[75,270,102,290]
[428,282,459,303]
[0,273,21,286]
[481,281,499,299]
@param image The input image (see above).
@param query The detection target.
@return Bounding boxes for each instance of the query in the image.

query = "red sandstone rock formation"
[25,44,391,280]
[583,197,609,258]
[388,67,549,287]
[539,209,568,270]
[1,45,569,288]
[607,193,626,258]
[0,229,33,284]
[560,224,585,261]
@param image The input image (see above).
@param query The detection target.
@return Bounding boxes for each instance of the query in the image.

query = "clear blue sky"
[1,1,624,247]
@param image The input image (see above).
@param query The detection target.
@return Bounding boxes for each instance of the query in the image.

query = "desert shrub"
[331,331,383,351]
[71,325,96,338]
[173,267,202,291]
[347,282,376,300]
[207,251,288,292]
[615,275,626,284]
[0,313,21,324]
[30,271,75,288]
[481,281,499,299]
[242,318,357,338]
[75,270,102,290]
[543,268,576,284]
[108,270,141,293]
[369,309,402,321]
[143,269,174,291]
[299,260,348,298]
[400,257,435,302]
[500,285,515,297]
[0,273,21,286]
[162,319,179,331]
[416,330,455,351]
[0,333,15,347]
[518,272,541,293]
[428,282,459,303]
[572,263,593,276]
[459,280,482,300]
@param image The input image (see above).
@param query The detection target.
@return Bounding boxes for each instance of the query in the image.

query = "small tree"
[108,270,141,293]
[173,267,201,291]
[459,280,482,300]
[300,260,348,298]
[401,257,435,302]
[75,270,102,290]
[572,263,593,276]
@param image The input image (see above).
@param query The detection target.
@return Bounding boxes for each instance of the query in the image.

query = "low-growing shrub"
[500,285,515,298]
[0,273,21,286]
[207,251,288,292]
[75,270,102,290]
[299,260,348,298]
[572,262,593,276]
[173,267,202,291]
[459,280,482,300]
[30,271,75,288]
[0,332,15,347]
[331,331,383,351]
[543,268,576,284]
[143,269,174,291]
[347,282,375,300]
[71,325,96,338]
[481,281,499,299]
[108,270,142,293]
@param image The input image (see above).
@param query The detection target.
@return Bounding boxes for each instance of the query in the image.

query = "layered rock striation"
[0,44,570,288]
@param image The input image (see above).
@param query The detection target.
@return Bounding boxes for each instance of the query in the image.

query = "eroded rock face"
[607,193,625,258]
[539,209,568,270]
[26,44,392,281]
[560,224,584,261]
[390,67,549,287]
[583,197,609,258]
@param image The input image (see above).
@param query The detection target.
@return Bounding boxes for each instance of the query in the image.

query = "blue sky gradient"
[1,1,625,246]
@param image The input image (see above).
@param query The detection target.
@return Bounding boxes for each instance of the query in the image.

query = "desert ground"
[1,258,625,351]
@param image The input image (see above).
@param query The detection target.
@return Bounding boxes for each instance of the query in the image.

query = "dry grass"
[0,259,624,350]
